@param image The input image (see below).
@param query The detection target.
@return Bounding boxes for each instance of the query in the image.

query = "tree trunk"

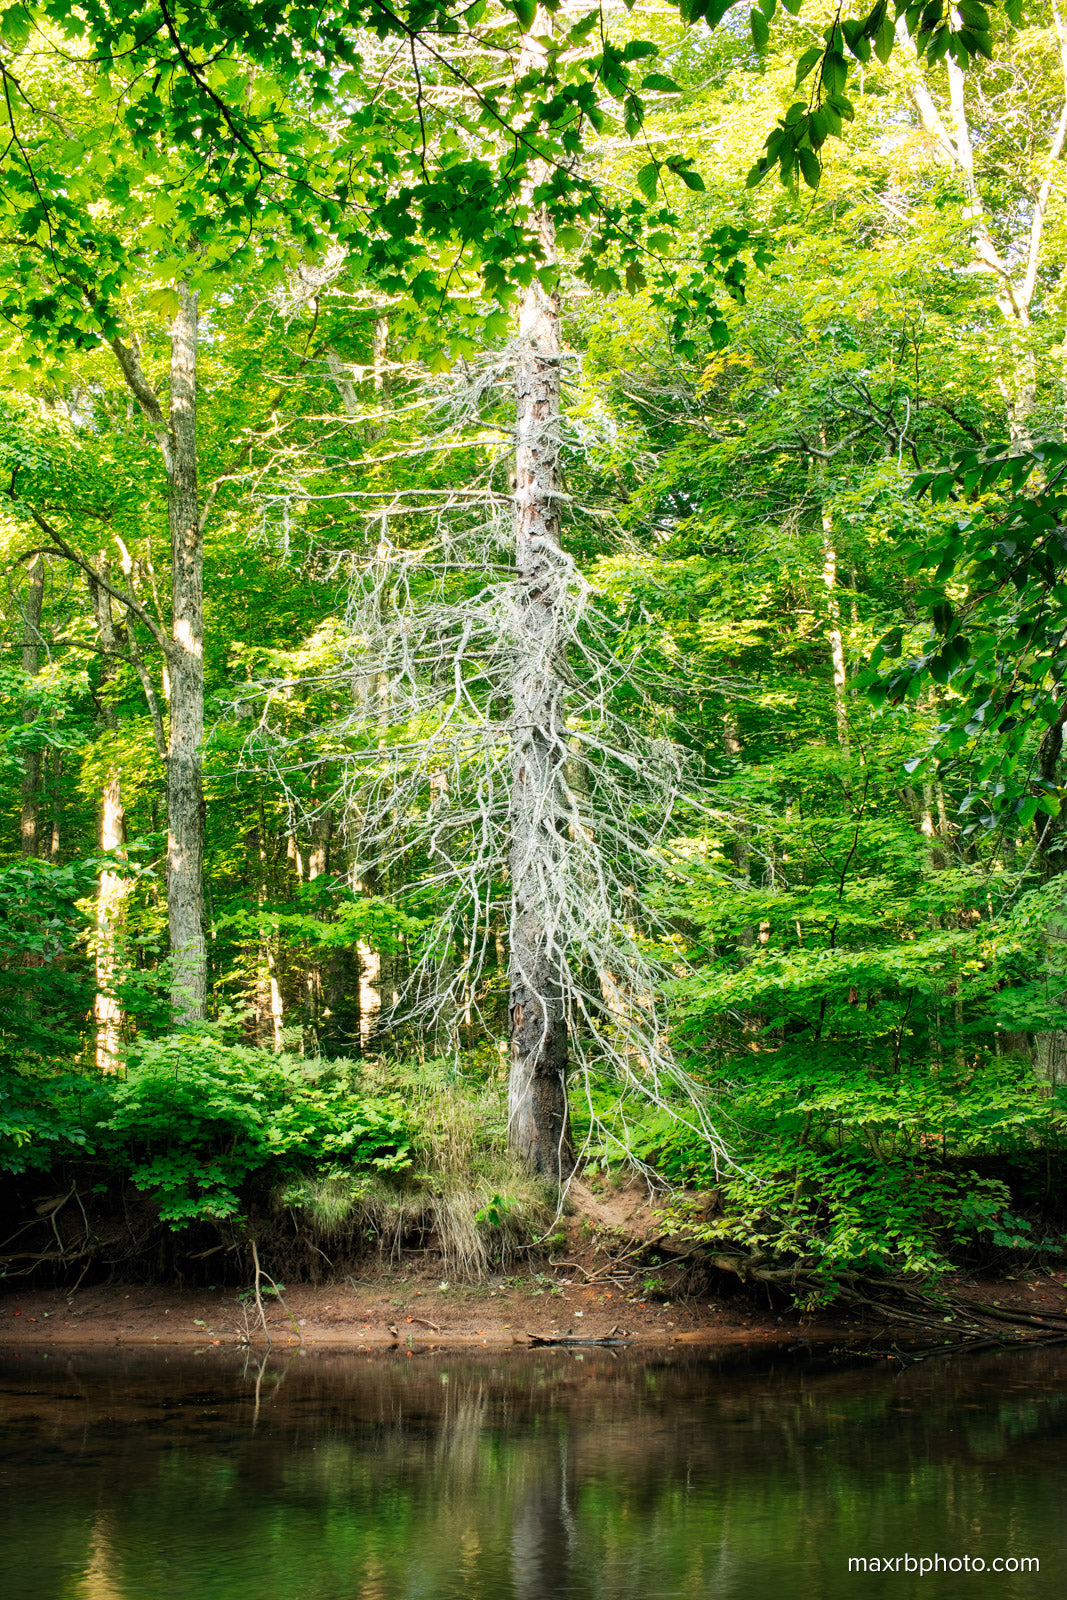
[91,571,129,1073]
[46,747,63,862]
[165,286,207,1022]
[903,23,1067,446]
[815,445,849,752]
[94,769,128,1072]
[507,175,574,1183]
[820,514,849,752]
[107,285,208,1022]
[19,555,45,858]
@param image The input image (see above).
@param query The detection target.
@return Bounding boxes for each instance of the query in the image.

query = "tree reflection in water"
[0,1346,1064,1600]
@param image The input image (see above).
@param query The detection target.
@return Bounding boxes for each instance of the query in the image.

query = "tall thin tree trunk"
[92,572,129,1072]
[507,156,574,1182]
[46,748,63,862]
[19,555,44,858]
[95,769,128,1072]
[304,810,331,1048]
[821,514,849,752]
[815,445,849,753]
[108,285,208,1022]
[165,287,207,1022]
[904,24,1067,447]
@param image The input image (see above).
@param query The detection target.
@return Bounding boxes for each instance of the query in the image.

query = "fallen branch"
[525,1332,633,1347]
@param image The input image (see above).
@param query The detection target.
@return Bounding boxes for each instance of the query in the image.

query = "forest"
[3,0,1067,1313]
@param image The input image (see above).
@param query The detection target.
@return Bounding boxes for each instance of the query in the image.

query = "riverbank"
[0,1269,816,1350]
[5,1261,1065,1351]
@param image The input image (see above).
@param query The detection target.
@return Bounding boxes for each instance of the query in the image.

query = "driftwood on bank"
[524,1332,634,1347]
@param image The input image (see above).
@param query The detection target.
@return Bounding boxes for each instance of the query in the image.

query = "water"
[1,1343,1065,1599]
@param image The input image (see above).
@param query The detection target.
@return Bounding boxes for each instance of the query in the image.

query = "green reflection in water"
[1,1346,1065,1600]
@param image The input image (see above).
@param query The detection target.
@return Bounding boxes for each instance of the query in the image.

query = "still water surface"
[1,1344,1065,1600]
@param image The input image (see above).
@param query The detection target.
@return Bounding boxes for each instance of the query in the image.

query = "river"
[1,1344,1064,1598]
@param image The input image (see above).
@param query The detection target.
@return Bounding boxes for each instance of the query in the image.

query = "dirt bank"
[4,1175,1064,1353]
[0,1266,824,1350]
[5,1266,1063,1353]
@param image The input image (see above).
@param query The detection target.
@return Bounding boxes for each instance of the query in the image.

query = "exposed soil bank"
[4,1175,1066,1353]
[4,1264,1065,1353]
[0,1271,819,1351]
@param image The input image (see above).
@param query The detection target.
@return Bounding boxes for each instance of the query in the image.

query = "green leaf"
[798,146,821,189]
[0,3,31,48]
[642,72,683,92]
[636,162,659,201]
[702,0,741,25]
[795,45,823,86]
[623,39,659,59]
[808,108,829,147]
[674,164,706,191]
[926,23,952,63]
[874,14,895,62]
[145,287,181,319]
[823,50,848,95]
[750,6,770,50]
[506,0,537,30]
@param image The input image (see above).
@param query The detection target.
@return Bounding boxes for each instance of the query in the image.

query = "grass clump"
[282,1057,553,1278]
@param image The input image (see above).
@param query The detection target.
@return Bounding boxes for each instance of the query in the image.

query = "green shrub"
[573,1051,1064,1289]
[96,1036,411,1224]
[0,1065,92,1175]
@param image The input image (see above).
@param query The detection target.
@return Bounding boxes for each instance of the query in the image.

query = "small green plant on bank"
[474,1192,516,1228]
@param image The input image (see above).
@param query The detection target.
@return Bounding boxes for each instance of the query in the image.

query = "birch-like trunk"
[820,515,849,752]
[94,770,128,1072]
[46,748,63,861]
[92,573,129,1072]
[165,287,207,1021]
[19,555,44,858]
[814,445,849,752]
[507,182,574,1182]
[903,13,1067,445]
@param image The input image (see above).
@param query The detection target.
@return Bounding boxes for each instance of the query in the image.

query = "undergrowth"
[6,1014,1065,1300]
[0,1036,552,1283]
[281,1057,553,1277]
[574,1047,1067,1295]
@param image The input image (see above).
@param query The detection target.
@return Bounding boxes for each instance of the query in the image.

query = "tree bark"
[903,14,1067,445]
[19,555,45,858]
[106,286,207,1021]
[820,513,849,752]
[507,168,574,1183]
[91,571,129,1072]
[164,287,207,1021]
[94,768,128,1071]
